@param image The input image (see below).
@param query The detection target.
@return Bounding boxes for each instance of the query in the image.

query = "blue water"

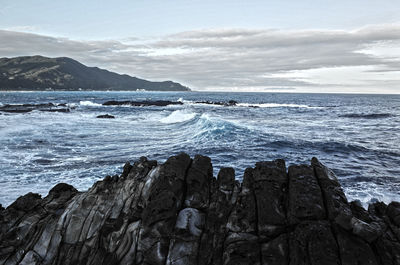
[0,91,399,207]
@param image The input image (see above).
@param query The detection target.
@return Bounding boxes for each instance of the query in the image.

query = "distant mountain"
[0,55,190,91]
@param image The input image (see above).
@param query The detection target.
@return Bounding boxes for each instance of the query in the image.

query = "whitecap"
[237,103,321,109]
[67,103,78,107]
[160,110,197,124]
[79,100,102,107]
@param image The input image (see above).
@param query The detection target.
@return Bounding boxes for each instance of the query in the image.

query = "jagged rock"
[312,157,353,230]
[252,160,287,239]
[0,153,399,265]
[287,164,325,224]
[387,202,400,227]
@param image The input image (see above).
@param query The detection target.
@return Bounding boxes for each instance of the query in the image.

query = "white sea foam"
[67,103,78,107]
[236,103,321,108]
[160,110,197,124]
[177,100,321,109]
[79,100,102,107]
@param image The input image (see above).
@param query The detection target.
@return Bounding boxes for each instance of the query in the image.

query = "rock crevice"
[1,153,399,265]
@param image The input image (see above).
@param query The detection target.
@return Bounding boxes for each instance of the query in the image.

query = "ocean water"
[0,91,399,207]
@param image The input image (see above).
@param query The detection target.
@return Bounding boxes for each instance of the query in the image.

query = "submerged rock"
[0,154,399,265]
[96,114,115,119]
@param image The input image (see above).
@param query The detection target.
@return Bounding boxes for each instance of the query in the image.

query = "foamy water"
[0,91,399,207]
[160,110,197,124]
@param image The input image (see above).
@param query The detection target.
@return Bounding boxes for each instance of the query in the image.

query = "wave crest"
[79,101,102,107]
[160,110,197,124]
[236,103,321,108]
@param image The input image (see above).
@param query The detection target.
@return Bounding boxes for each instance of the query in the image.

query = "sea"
[0,91,399,207]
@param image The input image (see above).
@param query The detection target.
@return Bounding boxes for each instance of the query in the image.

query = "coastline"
[1,90,400,95]
[1,153,399,264]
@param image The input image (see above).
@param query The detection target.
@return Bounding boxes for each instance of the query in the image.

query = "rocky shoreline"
[0,153,399,265]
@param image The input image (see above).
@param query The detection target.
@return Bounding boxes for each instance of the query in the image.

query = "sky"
[1,0,400,93]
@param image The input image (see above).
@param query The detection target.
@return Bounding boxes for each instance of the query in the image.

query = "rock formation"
[0,153,399,265]
[194,100,238,106]
[0,103,71,113]
[102,101,183,107]
[96,114,115,119]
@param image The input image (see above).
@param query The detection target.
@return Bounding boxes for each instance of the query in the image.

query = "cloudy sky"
[1,0,400,93]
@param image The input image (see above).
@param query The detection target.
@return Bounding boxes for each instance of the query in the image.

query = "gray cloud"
[0,25,399,92]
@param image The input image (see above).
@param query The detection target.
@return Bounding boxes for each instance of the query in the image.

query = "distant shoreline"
[1,90,399,95]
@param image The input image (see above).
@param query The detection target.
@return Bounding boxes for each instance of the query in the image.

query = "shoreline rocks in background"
[0,153,399,265]
[0,56,190,92]
[102,100,183,107]
[195,100,238,106]
[0,103,71,113]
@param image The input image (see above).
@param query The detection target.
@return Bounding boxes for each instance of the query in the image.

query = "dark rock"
[335,228,380,265]
[96,114,115,119]
[48,183,77,196]
[195,100,238,106]
[184,155,213,209]
[350,200,372,222]
[0,154,399,265]
[289,221,339,265]
[120,162,132,179]
[7,192,42,212]
[198,168,239,265]
[339,113,392,119]
[253,160,287,239]
[287,164,325,224]
[0,103,70,113]
[387,202,400,226]
[261,233,288,265]
[223,168,260,264]
[312,157,353,230]
[102,100,183,107]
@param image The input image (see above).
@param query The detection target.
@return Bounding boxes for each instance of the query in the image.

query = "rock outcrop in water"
[0,153,399,265]
[0,103,71,113]
[102,100,184,107]
[195,100,238,106]
[96,114,115,119]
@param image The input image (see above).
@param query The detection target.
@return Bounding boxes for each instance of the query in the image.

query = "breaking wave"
[236,103,322,108]
[160,110,197,124]
[79,101,102,107]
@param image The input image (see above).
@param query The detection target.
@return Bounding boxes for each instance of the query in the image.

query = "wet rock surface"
[0,103,71,113]
[96,114,115,119]
[195,100,238,106]
[102,100,183,107]
[0,153,399,265]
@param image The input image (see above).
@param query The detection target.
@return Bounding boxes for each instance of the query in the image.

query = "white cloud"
[1,25,400,93]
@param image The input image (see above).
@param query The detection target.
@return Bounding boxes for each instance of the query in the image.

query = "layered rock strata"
[0,153,399,265]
